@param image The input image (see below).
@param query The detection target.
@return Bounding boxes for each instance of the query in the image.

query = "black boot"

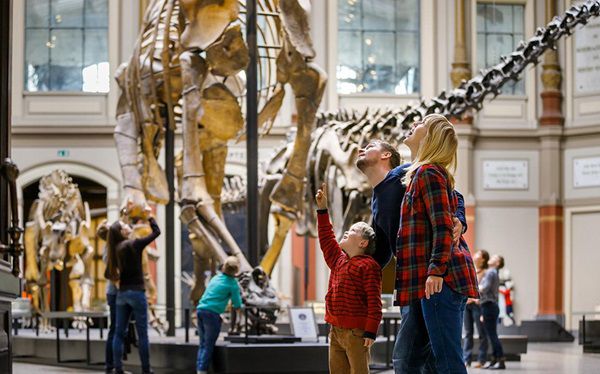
[489,358,506,370]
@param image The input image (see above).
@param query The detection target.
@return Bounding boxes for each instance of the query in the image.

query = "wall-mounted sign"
[573,156,600,188]
[483,160,528,190]
[57,149,70,157]
[575,16,600,93]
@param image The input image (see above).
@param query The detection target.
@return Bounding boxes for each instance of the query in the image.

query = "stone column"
[537,0,565,324]
[451,0,476,249]
[540,0,564,126]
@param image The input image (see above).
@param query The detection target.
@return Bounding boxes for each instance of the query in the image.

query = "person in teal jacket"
[196,256,243,374]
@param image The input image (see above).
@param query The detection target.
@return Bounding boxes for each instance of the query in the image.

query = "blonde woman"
[396,114,479,374]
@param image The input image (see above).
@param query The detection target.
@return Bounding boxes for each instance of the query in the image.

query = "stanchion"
[185,308,190,343]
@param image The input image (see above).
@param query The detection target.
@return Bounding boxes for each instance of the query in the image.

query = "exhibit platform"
[499,320,575,342]
[13,327,528,373]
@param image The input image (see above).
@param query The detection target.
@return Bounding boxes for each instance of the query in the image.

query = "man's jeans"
[421,282,468,374]
[113,290,151,373]
[481,302,504,360]
[105,292,117,371]
[392,300,437,373]
[462,302,487,364]
[197,309,222,371]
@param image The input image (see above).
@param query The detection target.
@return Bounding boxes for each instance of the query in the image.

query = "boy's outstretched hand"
[315,183,328,210]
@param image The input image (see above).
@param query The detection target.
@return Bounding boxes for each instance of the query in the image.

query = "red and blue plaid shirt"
[395,164,479,306]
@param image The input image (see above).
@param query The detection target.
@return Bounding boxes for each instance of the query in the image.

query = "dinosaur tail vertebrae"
[380,0,600,135]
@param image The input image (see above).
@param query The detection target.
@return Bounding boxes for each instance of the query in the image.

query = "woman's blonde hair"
[402,114,458,188]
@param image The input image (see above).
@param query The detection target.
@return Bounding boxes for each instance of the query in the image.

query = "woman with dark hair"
[106,214,161,374]
[463,249,490,368]
[97,221,120,374]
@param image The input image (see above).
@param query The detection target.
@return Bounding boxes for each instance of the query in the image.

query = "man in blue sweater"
[356,139,468,374]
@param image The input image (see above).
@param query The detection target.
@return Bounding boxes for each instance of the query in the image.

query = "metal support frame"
[166,119,176,336]
[246,0,259,267]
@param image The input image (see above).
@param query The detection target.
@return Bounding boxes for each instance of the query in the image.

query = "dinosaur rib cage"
[123,0,282,161]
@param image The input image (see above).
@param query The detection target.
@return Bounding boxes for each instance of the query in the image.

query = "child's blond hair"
[353,222,376,256]
[223,256,240,276]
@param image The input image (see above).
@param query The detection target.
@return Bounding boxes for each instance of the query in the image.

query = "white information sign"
[288,307,319,341]
[573,156,600,188]
[575,15,600,93]
[483,160,529,190]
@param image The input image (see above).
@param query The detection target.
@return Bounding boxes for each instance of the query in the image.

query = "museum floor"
[12,341,600,374]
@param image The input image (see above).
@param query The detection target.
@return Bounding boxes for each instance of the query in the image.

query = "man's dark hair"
[371,140,401,169]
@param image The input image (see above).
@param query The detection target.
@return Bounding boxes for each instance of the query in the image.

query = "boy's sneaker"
[197,371,208,374]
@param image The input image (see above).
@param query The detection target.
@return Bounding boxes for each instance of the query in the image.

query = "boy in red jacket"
[315,183,382,374]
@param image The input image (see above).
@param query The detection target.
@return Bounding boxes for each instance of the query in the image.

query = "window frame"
[475,0,526,96]
[335,0,422,97]
[23,0,110,94]
[470,0,537,129]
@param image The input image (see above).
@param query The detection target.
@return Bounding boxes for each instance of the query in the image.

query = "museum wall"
[475,207,539,323]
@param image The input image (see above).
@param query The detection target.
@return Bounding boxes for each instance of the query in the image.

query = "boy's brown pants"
[329,325,371,374]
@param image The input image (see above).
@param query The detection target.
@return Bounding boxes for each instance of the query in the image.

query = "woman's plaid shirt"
[395,164,479,306]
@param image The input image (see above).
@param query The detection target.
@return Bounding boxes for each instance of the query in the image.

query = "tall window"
[477,2,525,95]
[337,0,420,95]
[25,0,109,93]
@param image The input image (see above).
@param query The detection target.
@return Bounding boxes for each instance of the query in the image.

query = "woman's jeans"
[105,292,117,370]
[197,309,222,371]
[481,302,504,359]
[113,290,151,372]
[421,282,468,374]
[392,300,437,373]
[462,302,487,364]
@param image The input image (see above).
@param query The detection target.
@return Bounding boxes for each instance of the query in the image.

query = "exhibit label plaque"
[483,160,528,190]
[288,307,319,341]
[575,16,600,93]
[573,156,600,188]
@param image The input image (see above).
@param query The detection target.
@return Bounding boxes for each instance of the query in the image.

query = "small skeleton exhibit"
[24,170,94,329]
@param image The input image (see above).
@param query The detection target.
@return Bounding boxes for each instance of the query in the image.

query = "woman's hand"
[425,275,443,299]
[363,337,375,348]
[315,183,328,210]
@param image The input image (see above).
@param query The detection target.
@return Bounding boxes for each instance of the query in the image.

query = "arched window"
[24,0,109,92]
[337,0,420,95]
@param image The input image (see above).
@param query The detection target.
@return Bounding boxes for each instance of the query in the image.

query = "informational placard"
[288,307,319,342]
[573,156,600,188]
[575,15,600,93]
[483,160,528,190]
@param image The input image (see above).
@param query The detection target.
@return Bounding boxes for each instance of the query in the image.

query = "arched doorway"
[21,170,112,312]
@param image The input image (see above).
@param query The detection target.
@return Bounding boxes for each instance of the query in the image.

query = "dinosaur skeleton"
[115,0,326,328]
[24,170,94,330]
